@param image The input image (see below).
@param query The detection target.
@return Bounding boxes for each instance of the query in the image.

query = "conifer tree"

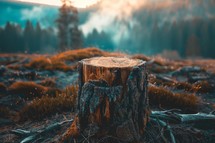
[56,0,82,51]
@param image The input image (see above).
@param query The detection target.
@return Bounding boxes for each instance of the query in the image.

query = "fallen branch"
[11,119,73,143]
[11,111,215,143]
[151,111,215,130]
[150,118,176,143]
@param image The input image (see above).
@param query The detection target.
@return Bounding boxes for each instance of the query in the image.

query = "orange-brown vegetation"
[25,57,75,72]
[149,76,193,91]
[18,85,78,121]
[52,47,106,61]
[7,64,21,70]
[62,116,80,142]
[0,82,7,94]
[65,85,78,98]
[25,48,126,71]
[149,76,215,94]
[8,81,61,98]
[148,86,200,112]
[191,80,214,93]
[8,81,48,98]
[186,59,215,74]
[39,78,57,88]
[132,54,150,61]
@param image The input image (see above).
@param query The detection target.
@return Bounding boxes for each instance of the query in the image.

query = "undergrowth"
[8,81,48,98]
[148,86,200,113]
[149,76,215,94]
[149,76,193,91]
[191,80,214,93]
[24,48,126,71]
[18,85,78,121]
[0,82,7,94]
[25,57,75,72]
[8,81,62,99]
[52,47,106,61]
[39,78,57,88]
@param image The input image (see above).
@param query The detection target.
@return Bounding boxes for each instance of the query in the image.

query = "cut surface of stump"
[77,56,150,142]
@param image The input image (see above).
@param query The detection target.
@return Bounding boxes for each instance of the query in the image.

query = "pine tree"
[69,5,82,49]
[24,20,34,52]
[35,22,42,52]
[56,0,82,51]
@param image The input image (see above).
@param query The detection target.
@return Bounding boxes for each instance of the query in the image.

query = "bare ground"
[0,48,215,143]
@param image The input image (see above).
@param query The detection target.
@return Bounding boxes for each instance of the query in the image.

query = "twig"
[151,118,176,143]
[11,119,73,143]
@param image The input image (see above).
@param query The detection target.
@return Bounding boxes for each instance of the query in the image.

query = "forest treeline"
[0,21,114,54]
[0,18,215,58]
[0,21,57,53]
[150,18,215,58]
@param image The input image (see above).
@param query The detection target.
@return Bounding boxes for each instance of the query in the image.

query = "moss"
[18,85,78,121]
[148,86,200,113]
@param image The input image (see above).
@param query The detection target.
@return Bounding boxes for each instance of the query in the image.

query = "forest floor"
[0,48,215,143]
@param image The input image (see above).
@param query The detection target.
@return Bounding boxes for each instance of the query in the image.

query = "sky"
[0,0,96,28]
[1,0,215,30]
[0,0,58,28]
[13,0,101,8]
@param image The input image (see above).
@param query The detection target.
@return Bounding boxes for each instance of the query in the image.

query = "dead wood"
[11,119,73,143]
[151,110,215,130]
[77,57,150,142]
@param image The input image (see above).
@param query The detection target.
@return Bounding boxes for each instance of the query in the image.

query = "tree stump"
[77,57,150,142]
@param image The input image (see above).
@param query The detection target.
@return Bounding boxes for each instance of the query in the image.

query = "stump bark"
[77,57,150,142]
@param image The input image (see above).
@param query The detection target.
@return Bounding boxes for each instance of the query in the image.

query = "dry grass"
[149,76,215,94]
[132,54,150,61]
[25,57,75,72]
[173,82,193,91]
[24,48,126,71]
[52,47,106,61]
[8,81,48,98]
[54,47,126,61]
[148,86,200,113]
[191,80,214,93]
[8,81,61,98]
[0,82,7,94]
[39,78,57,88]
[149,76,193,91]
[18,85,78,121]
